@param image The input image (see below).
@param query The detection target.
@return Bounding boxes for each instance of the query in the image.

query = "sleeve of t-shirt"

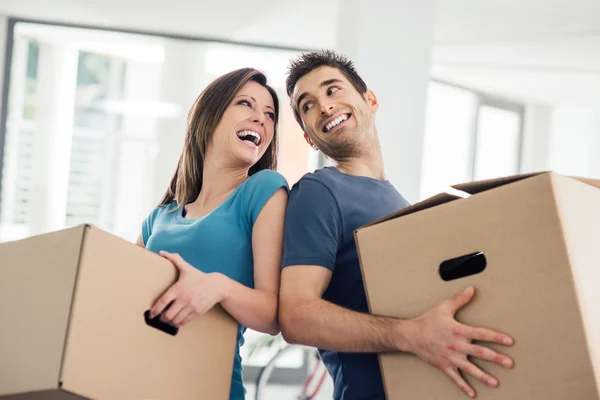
[141,206,161,246]
[282,177,342,271]
[244,170,290,226]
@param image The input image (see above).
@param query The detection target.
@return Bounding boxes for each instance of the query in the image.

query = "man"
[278,50,514,400]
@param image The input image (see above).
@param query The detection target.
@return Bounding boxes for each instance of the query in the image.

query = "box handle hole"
[144,310,179,336]
[439,252,486,281]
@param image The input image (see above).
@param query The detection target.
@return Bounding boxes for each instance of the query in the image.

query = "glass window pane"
[420,82,477,200]
[473,106,521,181]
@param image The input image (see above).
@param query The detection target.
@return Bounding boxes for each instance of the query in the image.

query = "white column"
[111,40,209,241]
[111,58,162,240]
[29,43,78,235]
[152,41,209,204]
[335,0,437,204]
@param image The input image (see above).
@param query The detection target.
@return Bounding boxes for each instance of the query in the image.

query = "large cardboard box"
[355,172,600,399]
[0,225,238,399]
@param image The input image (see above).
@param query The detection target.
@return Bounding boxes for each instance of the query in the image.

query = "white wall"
[546,107,600,178]
[521,105,600,179]
[336,0,437,204]
[520,104,552,173]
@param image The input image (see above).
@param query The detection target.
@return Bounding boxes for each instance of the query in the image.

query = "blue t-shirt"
[142,169,289,400]
[282,167,410,400]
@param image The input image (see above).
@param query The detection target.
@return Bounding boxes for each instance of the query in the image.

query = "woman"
[136,68,289,399]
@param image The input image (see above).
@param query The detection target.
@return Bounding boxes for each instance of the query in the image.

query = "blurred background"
[1,0,599,398]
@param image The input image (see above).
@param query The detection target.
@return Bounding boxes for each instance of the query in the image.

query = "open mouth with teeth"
[236,130,262,147]
[324,113,351,133]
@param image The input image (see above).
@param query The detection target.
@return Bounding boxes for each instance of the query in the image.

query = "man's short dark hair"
[286,50,368,98]
[286,50,368,128]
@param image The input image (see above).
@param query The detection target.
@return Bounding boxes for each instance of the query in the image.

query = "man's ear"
[304,133,319,151]
[365,89,379,114]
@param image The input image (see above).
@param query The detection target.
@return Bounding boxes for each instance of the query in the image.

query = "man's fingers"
[149,288,176,319]
[448,286,475,315]
[442,366,476,398]
[457,325,514,347]
[453,356,498,389]
[462,343,514,368]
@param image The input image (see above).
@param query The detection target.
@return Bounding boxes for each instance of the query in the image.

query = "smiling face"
[292,66,379,161]
[208,80,277,168]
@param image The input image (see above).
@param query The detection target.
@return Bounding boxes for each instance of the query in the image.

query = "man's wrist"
[391,317,419,353]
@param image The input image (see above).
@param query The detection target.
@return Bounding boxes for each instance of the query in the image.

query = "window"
[0,38,39,240]
[473,102,523,181]
[421,80,524,200]
[421,81,477,200]
[0,22,314,243]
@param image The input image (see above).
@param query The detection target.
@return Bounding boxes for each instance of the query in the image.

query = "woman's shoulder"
[240,170,289,224]
[245,169,289,192]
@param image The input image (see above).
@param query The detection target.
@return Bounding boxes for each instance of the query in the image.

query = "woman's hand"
[149,251,230,327]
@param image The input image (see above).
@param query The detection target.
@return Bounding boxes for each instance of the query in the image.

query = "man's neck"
[335,146,386,181]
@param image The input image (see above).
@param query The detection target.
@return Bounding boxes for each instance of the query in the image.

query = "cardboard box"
[355,172,600,399]
[0,225,238,399]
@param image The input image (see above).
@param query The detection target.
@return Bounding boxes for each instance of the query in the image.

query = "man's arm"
[279,265,404,352]
[279,264,515,398]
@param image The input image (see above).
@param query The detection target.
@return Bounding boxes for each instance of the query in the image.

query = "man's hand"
[404,286,514,398]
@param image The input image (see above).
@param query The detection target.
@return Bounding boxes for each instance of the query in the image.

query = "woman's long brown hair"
[158,68,279,208]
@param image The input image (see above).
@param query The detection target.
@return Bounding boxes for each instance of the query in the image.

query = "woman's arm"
[150,188,288,335]
[219,187,287,334]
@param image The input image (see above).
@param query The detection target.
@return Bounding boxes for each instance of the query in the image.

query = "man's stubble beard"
[313,118,375,163]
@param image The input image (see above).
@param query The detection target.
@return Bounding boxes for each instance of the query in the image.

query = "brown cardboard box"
[355,172,600,399]
[0,225,238,399]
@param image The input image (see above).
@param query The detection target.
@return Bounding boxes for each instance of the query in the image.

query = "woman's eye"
[238,100,252,107]
[327,86,340,95]
[266,112,275,120]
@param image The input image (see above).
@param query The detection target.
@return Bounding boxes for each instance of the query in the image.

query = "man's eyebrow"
[296,79,344,110]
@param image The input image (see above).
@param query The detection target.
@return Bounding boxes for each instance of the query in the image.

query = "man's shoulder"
[286,168,342,216]
[292,167,342,192]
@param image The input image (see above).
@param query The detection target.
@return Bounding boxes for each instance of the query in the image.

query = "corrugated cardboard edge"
[353,231,394,398]
[57,224,91,395]
[359,171,548,230]
[549,173,600,394]
[0,388,86,399]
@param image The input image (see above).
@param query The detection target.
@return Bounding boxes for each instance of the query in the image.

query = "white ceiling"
[0,0,341,49]
[432,0,600,106]
[2,0,600,106]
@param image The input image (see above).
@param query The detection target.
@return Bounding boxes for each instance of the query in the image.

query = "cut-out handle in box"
[144,310,179,336]
[439,252,487,281]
